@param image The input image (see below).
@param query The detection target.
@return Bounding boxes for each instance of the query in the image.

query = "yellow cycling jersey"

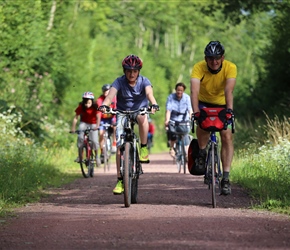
[190,60,237,105]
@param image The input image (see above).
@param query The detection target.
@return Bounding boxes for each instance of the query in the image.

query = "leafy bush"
[232,115,290,214]
[0,106,77,215]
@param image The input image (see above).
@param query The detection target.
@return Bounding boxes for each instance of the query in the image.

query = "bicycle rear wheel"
[181,139,186,174]
[131,157,141,204]
[106,137,111,171]
[79,146,90,178]
[103,142,108,172]
[123,142,133,207]
[131,178,138,204]
[210,142,217,208]
[147,137,152,154]
[89,150,95,178]
[176,143,181,173]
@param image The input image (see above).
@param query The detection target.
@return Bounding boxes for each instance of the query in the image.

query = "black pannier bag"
[187,138,206,175]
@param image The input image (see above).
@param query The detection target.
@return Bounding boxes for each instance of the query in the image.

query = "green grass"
[0,142,79,216]
[231,117,290,215]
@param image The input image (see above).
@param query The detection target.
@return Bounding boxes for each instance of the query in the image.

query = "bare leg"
[220,129,234,172]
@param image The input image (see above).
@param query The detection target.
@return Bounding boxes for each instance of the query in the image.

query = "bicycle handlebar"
[69,127,97,134]
[191,116,235,134]
[99,106,157,116]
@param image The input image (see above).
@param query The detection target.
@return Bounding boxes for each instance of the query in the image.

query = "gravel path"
[0,153,289,250]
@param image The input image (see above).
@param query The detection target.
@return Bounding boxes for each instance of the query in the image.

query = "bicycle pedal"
[139,160,150,164]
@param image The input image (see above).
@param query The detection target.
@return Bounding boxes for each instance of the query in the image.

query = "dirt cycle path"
[0,153,290,250]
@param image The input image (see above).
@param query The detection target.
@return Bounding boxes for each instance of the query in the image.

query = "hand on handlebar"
[193,112,200,120]
[151,104,159,111]
[226,108,234,120]
[99,105,110,113]
[150,104,159,114]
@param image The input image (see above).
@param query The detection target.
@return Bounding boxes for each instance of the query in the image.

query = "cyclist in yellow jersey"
[190,41,237,195]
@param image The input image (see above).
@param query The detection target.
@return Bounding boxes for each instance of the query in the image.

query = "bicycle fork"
[206,137,221,185]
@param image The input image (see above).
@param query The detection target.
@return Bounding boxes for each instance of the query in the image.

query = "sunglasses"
[206,55,223,61]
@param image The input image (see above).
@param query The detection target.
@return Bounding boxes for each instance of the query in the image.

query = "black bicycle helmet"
[102,84,111,92]
[204,41,225,57]
[122,54,143,70]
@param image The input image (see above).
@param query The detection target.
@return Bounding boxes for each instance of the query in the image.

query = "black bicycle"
[192,107,235,208]
[70,127,96,178]
[102,106,155,207]
[168,120,190,174]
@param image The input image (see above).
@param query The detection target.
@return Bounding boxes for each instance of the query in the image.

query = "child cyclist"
[99,54,159,194]
[71,92,101,166]
[96,84,117,163]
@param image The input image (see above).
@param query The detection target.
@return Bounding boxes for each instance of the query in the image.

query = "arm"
[145,85,158,114]
[190,78,200,113]
[102,87,117,106]
[71,114,79,132]
[165,109,171,127]
[224,78,236,110]
[189,109,193,121]
[96,112,101,128]
[145,85,157,105]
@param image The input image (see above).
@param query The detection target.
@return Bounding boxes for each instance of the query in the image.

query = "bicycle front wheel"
[123,142,133,207]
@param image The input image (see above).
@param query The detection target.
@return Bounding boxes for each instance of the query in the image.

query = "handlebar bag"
[169,121,190,135]
[198,108,227,132]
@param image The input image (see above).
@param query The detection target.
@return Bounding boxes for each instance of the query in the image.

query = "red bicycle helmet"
[82,91,94,99]
[122,54,143,70]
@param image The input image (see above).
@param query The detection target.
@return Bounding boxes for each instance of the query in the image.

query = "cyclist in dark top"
[99,55,159,194]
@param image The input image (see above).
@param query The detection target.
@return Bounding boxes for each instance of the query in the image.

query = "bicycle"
[70,127,97,178]
[192,107,235,208]
[102,106,155,207]
[168,120,190,174]
[147,133,153,154]
[102,123,113,172]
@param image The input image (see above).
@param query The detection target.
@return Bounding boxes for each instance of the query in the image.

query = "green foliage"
[232,117,290,214]
[0,144,59,202]
[253,4,290,117]
[0,107,78,215]
[1,0,290,215]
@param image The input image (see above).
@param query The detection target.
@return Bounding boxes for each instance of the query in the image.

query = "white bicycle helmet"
[82,91,94,99]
